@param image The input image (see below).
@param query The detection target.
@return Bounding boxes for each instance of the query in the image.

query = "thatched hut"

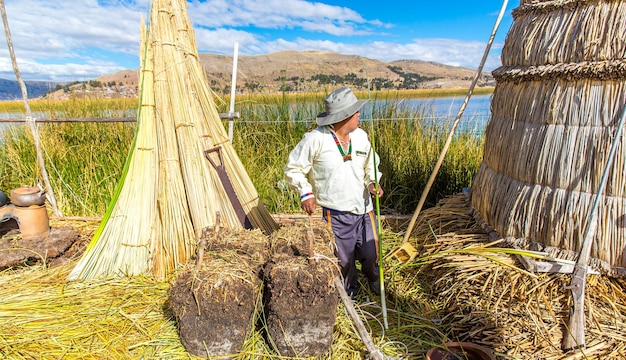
[471,0,626,274]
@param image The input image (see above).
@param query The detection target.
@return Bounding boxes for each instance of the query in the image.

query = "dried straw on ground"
[397,194,626,359]
[70,0,277,280]
[471,0,626,271]
[0,219,433,359]
[8,198,626,358]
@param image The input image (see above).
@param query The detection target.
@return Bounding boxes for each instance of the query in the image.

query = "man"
[284,87,383,298]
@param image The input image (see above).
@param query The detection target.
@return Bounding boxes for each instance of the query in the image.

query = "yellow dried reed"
[70,0,277,280]
[69,19,159,280]
[396,194,626,359]
[504,1,626,66]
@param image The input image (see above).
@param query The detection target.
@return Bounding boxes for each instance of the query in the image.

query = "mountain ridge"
[0,79,63,101]
[2,51,495,100]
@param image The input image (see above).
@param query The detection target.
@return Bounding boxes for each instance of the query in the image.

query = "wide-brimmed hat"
[316,87,368,126]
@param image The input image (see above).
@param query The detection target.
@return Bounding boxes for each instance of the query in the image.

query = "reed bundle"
[471,0,626,268]
[396,194,626,359]
[68,19,160,280]
[69,0,277,280]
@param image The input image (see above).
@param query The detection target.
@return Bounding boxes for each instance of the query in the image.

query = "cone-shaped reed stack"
[70,1,277,280]
[471,0,626,272]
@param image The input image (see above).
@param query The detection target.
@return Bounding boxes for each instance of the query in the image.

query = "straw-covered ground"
[0,195,625,359]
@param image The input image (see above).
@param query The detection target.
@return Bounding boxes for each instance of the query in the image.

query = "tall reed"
[0,122,134,215]
[1,94,484,216]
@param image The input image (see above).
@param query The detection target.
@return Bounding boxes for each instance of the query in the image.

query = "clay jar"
[10,186,46,207]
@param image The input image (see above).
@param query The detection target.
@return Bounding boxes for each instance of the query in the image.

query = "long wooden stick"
[334,277,384,360]
[562,105,626,351]
[0,0,61,217]
[402,0,508,243]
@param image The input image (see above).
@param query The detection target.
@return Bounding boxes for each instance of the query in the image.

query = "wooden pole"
[562,105,626,351]
[0,0,61,217]
[307,214,316,265]
[334,276,384,360]
[227,42,239,142]
[402,0,508,243]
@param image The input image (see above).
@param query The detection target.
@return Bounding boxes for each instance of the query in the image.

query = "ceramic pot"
[0,190,7,207]
[10,186,46,207]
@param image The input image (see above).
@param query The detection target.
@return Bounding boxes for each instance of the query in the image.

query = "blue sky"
[0,0,518,82]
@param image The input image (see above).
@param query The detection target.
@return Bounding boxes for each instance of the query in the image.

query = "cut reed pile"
[471,0,626,269]
[396,193,626,359]
[5,195,625,358]
[69,0,277,280]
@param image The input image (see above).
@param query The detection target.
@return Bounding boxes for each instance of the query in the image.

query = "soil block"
[168,255,262,358]
[264,223,339,357]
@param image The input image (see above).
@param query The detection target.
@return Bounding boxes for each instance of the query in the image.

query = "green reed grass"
[0,93,484,216]
[0,97,139,118]
[0,122,134,216]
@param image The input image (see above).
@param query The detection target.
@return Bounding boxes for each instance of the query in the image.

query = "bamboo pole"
[0,0,61,217]
[368,90,388,330]
[402,0,508,243]
[562,104,626,351]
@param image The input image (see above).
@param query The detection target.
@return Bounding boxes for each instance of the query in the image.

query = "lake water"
[0,94,493,136]
[405,93,492,136]
[365,93,492,136]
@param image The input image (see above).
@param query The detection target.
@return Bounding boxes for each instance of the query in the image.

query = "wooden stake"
[402,0,508,243]
[562,105,626,351]
[307,214,316,265]
[196,211,221,271]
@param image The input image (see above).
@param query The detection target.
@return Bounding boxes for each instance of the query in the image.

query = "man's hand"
[301,197,316,214]
[368,182,384,197]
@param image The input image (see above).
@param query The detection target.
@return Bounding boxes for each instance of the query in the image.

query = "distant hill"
[199,50,494,94]
[0,79,63,100]
[37,51,494,100]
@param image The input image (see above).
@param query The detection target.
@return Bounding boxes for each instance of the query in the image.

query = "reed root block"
[168,257,261,357]
[264,252,338,357]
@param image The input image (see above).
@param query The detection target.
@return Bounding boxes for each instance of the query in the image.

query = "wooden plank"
[510,243,599,275]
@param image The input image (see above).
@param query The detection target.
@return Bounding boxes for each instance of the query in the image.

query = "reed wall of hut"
[470,0,626,271]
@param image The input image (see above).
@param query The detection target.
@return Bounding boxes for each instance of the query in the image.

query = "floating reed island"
[2,0,626,359]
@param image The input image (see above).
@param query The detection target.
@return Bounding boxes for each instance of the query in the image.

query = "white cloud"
[187,0,373,32]
[0,0,147,80]
[0,0,502,82]
[194,28,260,54]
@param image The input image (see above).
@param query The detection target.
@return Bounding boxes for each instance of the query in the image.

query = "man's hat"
[316,87,368,126]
